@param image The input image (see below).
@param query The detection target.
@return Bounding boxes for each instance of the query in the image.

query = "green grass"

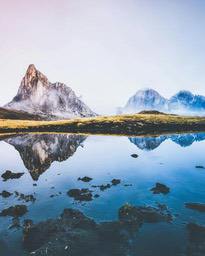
[0,113,205,136]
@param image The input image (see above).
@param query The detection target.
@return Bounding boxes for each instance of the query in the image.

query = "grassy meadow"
[0,113,205,136]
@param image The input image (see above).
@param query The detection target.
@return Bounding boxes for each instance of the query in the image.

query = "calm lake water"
[1,132,205,256]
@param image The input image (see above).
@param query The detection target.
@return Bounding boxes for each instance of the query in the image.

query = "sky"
[1,0,205,114]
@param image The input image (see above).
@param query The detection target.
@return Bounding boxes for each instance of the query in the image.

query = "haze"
[1,0,205,114]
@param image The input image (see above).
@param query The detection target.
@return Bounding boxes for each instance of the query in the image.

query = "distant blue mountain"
[169,90,205,112]
[119,88,205,115]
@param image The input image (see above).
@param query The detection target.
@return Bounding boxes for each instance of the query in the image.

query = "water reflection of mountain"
[4,134,87,180]
[129,133,205,151]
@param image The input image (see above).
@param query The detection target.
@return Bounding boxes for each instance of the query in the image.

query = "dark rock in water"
[99,184,111,191]
[111,179,121,185]
[150,182,170,194]
[1,170,24,181]
[187,223,205,233]
[9,217,21,229]
[23,219,34,233]
[119,203,172,226]
[23,208,96,253]
[0,190,13,198]
[124,184,132,187]
[0,205,27,217]
[92,183,112,191]
[131,154,138,158]
[20,194,36,203]
[195,165,205,169]
[14,192,36,202]
[94,194,100,198]
[185,203,205,212]
[78,176,93,182]
[22,204,173,255]
[67,188,93,201]
[157,203,168,211]
[187,223,205,256]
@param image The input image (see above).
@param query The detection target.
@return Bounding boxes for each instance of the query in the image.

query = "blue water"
[1,133,205,255]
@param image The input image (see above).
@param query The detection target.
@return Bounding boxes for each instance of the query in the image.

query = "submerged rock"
[1,170,24,181]
[150,182,170,195]
[185,203,205,212]
[23,219,34,233]
[14,192,36,202]
[9,217,21,229]
[23,208,96,253]
[99,184,111,191]
[111,179,121,186]
[22,204,173,256]
[0,190,13,198]
[78,176,93,182]
[119,203,172,225]
[187,223,205,256]
[0,205,27,217]
[67,188,93,201]
[131,154,138,158]
[195,165,205,169]
[91,184,112,191]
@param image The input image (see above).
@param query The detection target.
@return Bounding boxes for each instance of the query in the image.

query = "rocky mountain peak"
[5,65,96,119]
[26,64,37,77]
[23,64,49,88]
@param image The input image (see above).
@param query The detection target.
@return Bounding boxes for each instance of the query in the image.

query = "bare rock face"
[5,64,96,119]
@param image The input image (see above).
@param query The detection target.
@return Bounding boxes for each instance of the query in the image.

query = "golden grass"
[0,113,204,131]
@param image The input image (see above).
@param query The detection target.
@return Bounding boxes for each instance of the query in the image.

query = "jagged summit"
[24,64,48,84]
[26,64,37,76]
[5,65,96,119]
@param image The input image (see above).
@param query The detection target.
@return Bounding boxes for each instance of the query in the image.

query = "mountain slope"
[5,64,96,119]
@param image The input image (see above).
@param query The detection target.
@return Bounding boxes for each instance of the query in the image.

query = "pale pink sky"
[1,0,205,114]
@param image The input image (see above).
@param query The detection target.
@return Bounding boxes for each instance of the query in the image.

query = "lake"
[1,132,205,256]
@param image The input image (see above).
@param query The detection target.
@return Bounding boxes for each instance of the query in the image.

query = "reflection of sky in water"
[1,133,205,255]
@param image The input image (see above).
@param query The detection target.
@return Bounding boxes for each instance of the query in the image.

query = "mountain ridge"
[119,88,205,115]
